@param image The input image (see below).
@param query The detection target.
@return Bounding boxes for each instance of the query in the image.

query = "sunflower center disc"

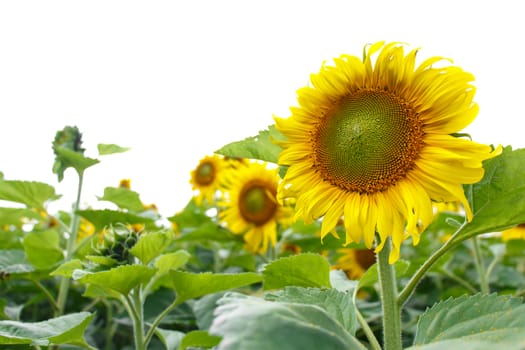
[196,162,215,185]
[315,90,423,194]
[239,184,277,226]
[354,249,376,270]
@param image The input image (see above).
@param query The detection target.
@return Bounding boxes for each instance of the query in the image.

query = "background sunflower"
[219,161,294,254]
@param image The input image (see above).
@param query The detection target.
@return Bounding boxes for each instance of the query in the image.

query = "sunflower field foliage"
[2,42,525,350]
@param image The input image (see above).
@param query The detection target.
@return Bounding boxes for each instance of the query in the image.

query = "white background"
[1,1,523,218]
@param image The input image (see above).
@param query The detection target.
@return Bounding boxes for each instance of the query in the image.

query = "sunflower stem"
[353,282,382,350]
[56,171,84,316]
[376,237,402,350]
[472,236,490,294]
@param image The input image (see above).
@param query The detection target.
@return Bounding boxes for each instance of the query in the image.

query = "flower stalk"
[56,171,84,316]
[377,237,402,350]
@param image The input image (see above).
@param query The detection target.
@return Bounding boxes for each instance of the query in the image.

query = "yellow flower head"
[190,154,226,205]
[119,179,132,189]
[501,224,525,241]
[332,248,376,280]
[275,42,501,263]
[219,161,294,254]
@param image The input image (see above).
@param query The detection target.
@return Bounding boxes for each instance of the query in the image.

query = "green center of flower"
[314,90,424,194]
[239,183,277,226]
[196,162,215,185]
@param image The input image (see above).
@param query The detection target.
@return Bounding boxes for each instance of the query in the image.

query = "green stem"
[102,300,118,350]
[144,298,180,347]
[56,171,84,316]
[438,267,478,294]
[472,236,490,294]
[122,290,146,350]
[355,307,382,350]
[398,224,466,306]
[377,237,402,350]
[32,280,59,312]
[353,282,381,350]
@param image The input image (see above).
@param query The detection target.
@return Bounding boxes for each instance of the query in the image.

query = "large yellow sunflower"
[219,161,294,253]
[190,154,226,205]
[332,248,376,280]
[275,42,501,263]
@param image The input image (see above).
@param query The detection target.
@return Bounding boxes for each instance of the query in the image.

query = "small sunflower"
[501,224,525,241]
[219,161,294,253]
[119,178,131,189]
[332,248,376,280]
[275,42,501,263]
[190,155,226,205]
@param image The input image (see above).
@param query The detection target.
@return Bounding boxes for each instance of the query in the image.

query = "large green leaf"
[215,125,284,163]
[168,271,262,304]
[459,147,525,239]
[193,292,226,331]
[129,231,172,265]
[53,147,100,181]
[155,327,185,350]
[0,312,95,348]
[179,330,221,350]
[97,143,131,155]
[209,293,366,350]
[262,253,331,290]
[0,180,60,209]
[77,209,155,232]
[0,207,42,226]
[98,186,145,212]
[412,293,525,347]
[23,230,64,269]
[154,250,191,275]
[0,249,34,275]
[265,286,357,335]
[50,259,83,277]
[73,265,157,295]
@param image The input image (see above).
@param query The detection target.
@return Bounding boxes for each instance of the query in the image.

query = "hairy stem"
[56,171,84,315]
[377,237,402,350]
[472,236,490,293]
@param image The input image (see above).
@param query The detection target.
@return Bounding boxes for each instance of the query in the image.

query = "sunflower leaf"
[178,330,221,350]
[0,207,42,226]
[0,180,60,209]
[262,253,331,290]
[209,292,366,350]
[460,147,525,239]
[155,328,185,350]
[168,271,262,304]
[0,312,95,348]
[73,265,157,295]
[53,147,99,181]
[23,230,64,270]
[265,286,358,335]
[129,231,172,265]
[215,125,283,163]
[97,143,131,155]
[98,186,145,212]
[409,293,525,349]
[77,209,155,232]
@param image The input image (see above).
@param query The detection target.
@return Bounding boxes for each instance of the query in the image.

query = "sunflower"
[501,224,525,241]
[219,161,294,253]
[275,42,501,263]
[332,248,376,280]
[190,154,226,205]
[119,178,131,189]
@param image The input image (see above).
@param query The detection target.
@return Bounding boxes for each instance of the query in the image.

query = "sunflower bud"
[95,225,138,265]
